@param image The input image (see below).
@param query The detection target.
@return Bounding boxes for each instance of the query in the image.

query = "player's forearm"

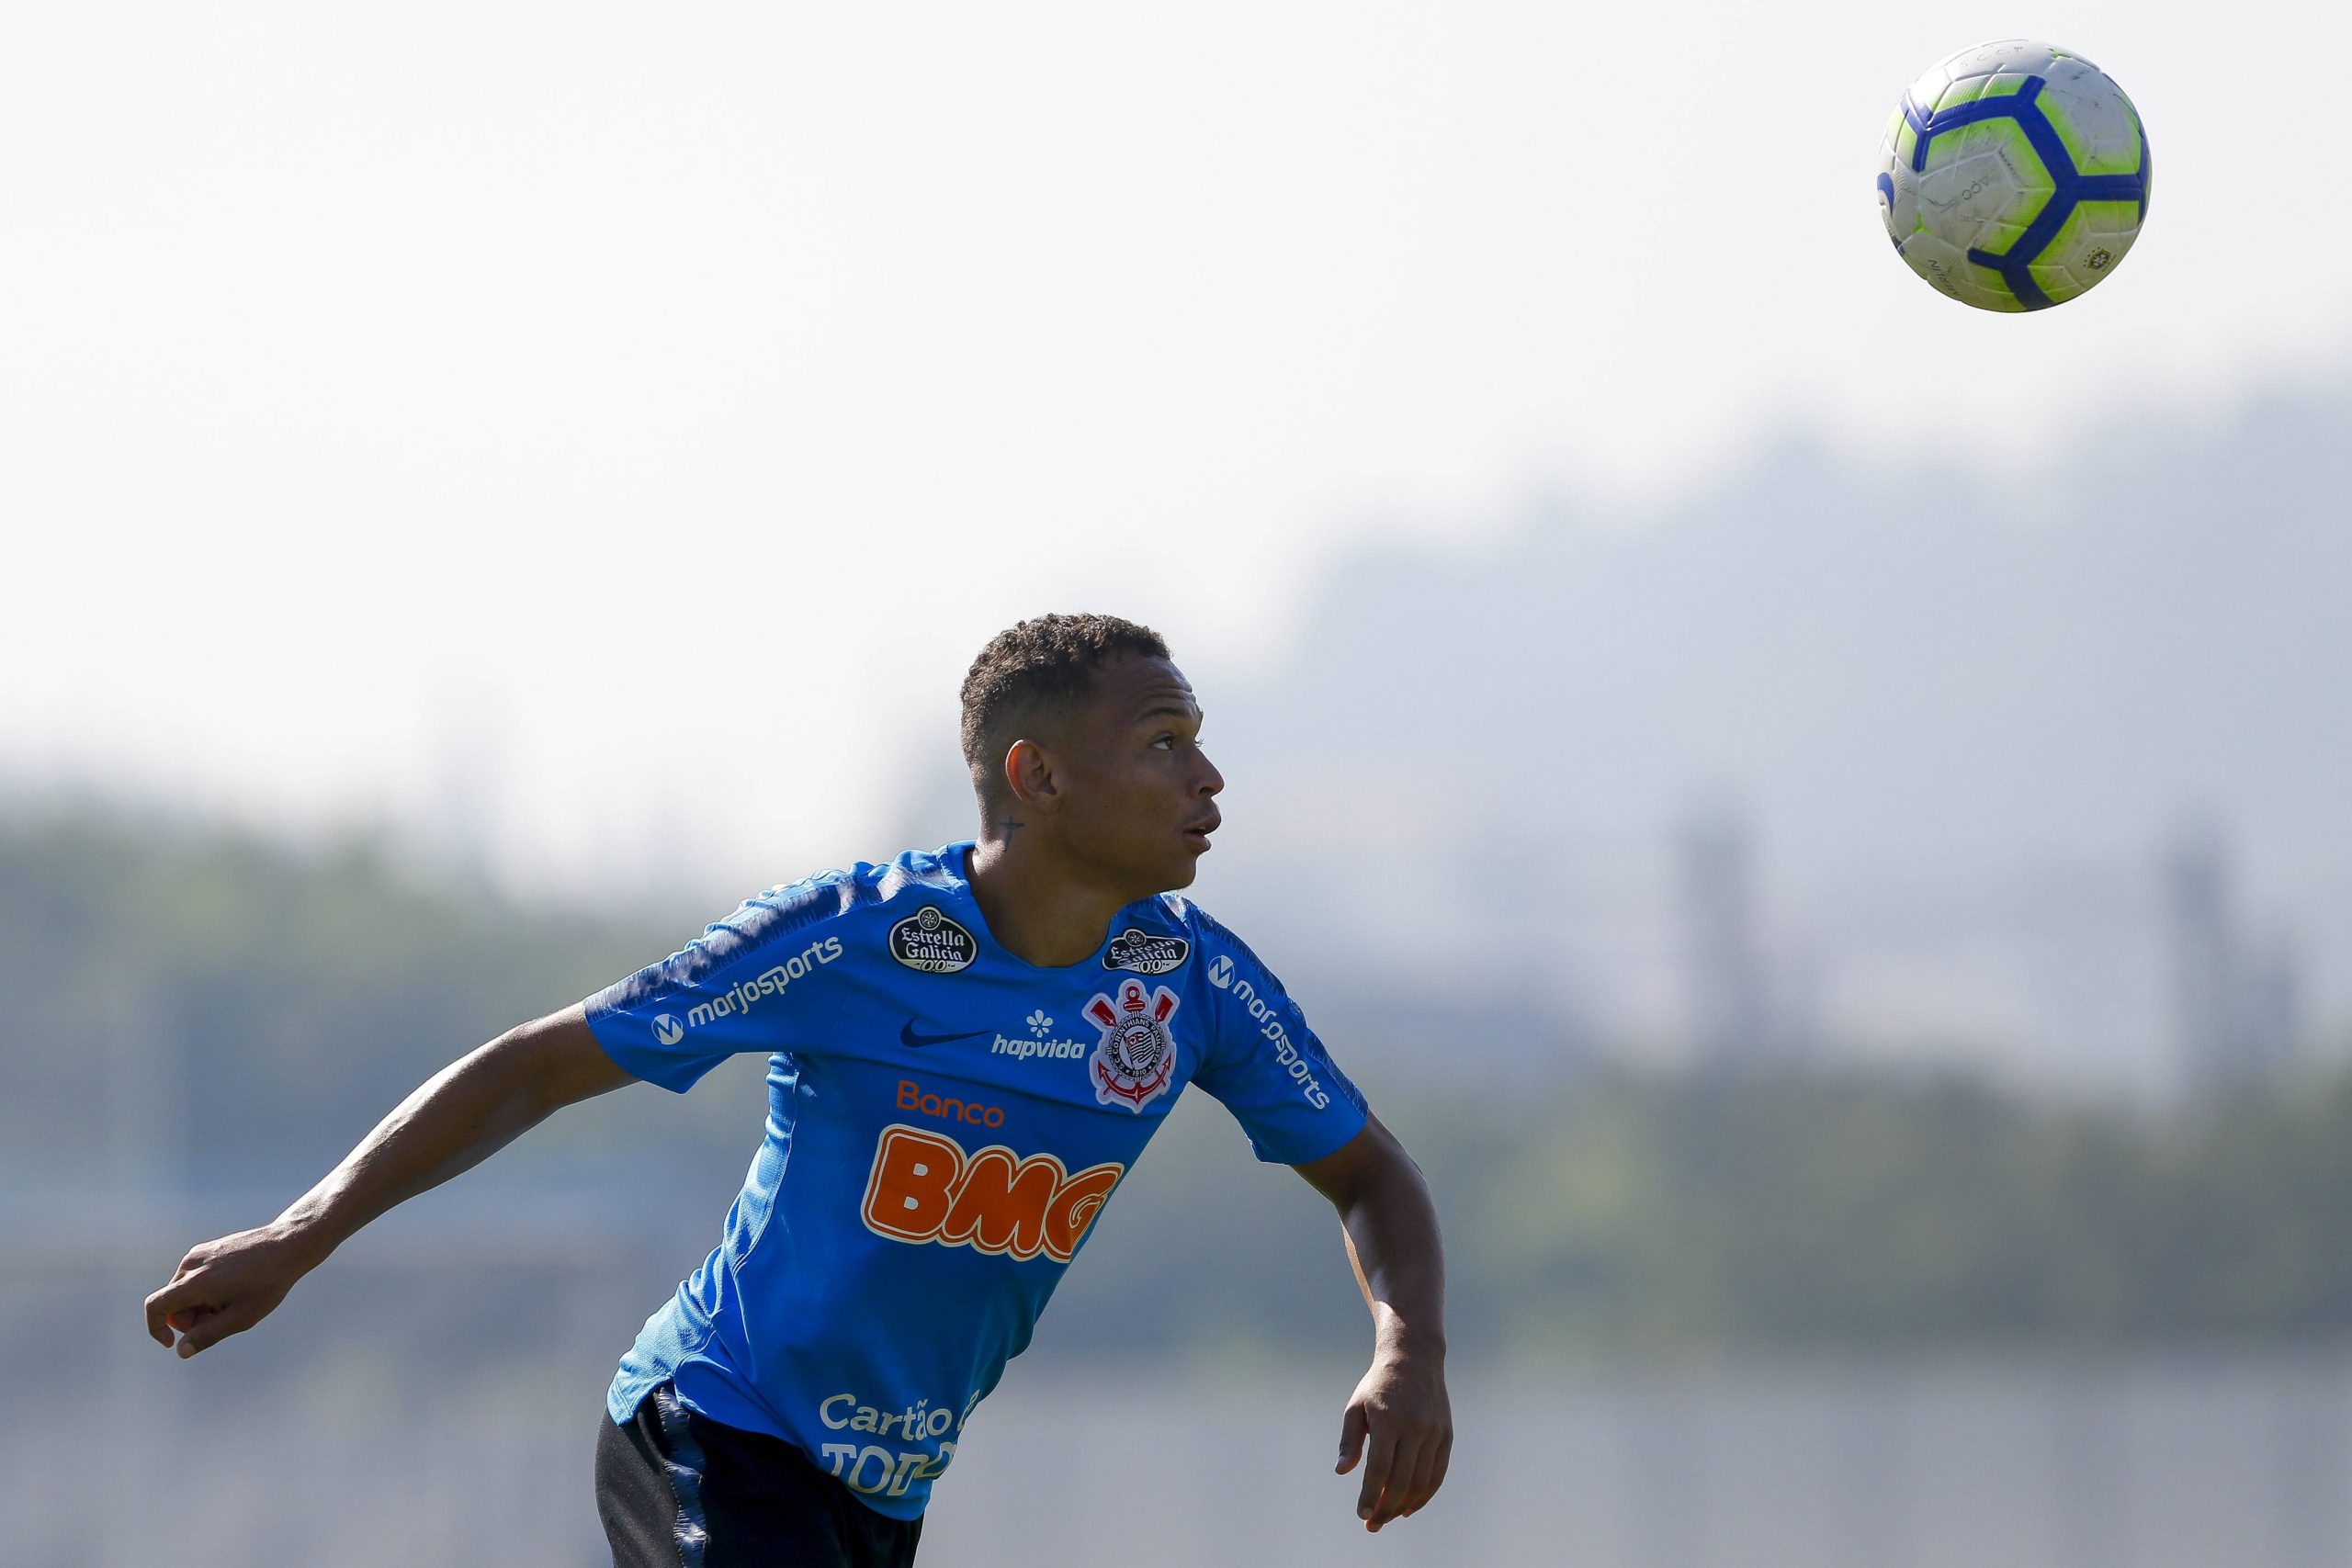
[1335,1150,1448,1363]
[272,1026,592,1263]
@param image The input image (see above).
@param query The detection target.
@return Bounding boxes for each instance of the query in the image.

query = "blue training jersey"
[582,842,1368,1519]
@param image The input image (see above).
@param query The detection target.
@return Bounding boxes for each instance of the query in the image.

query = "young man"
[145,614,1452,1565]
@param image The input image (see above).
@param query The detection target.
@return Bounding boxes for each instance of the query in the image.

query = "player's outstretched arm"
[1293,1111,1451,1533]
[142,1003,635,1359]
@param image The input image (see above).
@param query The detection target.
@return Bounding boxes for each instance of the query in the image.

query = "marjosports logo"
[1102,927,1191,976]
[890,905,977,974]
[861,1125,1124,1263]
[1206,954,1234,988]
[680,935,845,1032]
[1084,979,1180,1111]
[1226,974,1332,1110]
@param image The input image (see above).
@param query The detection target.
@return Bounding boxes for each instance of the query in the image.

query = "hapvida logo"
[990,1007,1084,1060]
[990,1032,1087,1061]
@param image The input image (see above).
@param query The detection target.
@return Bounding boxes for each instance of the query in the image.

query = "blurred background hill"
[13,802,2352,1364]
[901,375,2352,1101]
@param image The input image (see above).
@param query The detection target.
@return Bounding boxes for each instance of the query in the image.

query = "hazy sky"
[6,0,2347,891]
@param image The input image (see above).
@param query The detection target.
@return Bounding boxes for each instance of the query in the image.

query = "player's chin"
[1161,840,1210,886]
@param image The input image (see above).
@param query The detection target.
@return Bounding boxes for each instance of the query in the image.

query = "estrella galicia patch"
[1102,927,1190,976]
[890,906,977,974]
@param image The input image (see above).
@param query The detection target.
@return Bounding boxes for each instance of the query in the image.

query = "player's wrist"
[265,1201,347,1271]
[1373,1308,1447,1366]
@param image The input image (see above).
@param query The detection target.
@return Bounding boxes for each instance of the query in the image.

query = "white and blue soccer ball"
[1876,39,2151,311]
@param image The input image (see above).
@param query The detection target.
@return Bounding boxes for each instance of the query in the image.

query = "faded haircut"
[959,614,1170,793]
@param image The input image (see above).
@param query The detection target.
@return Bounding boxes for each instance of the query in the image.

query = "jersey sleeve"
[1189,918,1369,1165]
[582,876,850,1093]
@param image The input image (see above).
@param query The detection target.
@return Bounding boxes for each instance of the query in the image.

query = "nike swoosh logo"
[899,1021,992,1050]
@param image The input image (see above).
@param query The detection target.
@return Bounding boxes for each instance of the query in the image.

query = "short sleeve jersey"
[582,843,1367,1520]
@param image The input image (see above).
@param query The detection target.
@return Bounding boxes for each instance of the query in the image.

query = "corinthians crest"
[1082,978,1180,1112]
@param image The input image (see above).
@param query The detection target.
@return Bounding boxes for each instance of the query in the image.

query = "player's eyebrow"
[1136,700,1200,724]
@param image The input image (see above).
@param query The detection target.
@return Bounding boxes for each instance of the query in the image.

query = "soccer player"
[144,614,1452,1565]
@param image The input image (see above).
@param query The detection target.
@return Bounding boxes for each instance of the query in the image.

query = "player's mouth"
[1182,813,1220,849]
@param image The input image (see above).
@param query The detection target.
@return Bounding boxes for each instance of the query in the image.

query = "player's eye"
[1150,735,1176,750]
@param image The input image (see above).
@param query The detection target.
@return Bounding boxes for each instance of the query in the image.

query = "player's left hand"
[1335,1347,1452,1530]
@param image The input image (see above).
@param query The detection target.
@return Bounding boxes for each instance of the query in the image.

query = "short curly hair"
[960,614,1170,791]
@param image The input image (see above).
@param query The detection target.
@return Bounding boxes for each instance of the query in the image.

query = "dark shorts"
[595,1385,924,1568]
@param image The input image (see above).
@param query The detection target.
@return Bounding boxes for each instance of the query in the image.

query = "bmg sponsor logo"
[860,1124,1123,1263]
[679,935,844,1032]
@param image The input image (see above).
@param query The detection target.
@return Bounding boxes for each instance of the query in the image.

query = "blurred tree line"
[6,806,2351,1360]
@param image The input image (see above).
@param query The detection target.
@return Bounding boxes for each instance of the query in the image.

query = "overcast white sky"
[6,0,2347,894]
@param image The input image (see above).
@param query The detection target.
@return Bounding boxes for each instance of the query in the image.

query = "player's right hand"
[143,1224,320,1358]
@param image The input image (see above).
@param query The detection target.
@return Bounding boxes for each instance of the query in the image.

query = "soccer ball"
[1875,39,2151,311]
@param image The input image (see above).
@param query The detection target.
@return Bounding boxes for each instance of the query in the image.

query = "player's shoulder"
[1135,892,1278,983]
[1148,891,1246,952]
[693,844,974,959]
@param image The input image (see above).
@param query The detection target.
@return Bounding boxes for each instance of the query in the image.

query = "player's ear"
[1001,738,1061,812]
